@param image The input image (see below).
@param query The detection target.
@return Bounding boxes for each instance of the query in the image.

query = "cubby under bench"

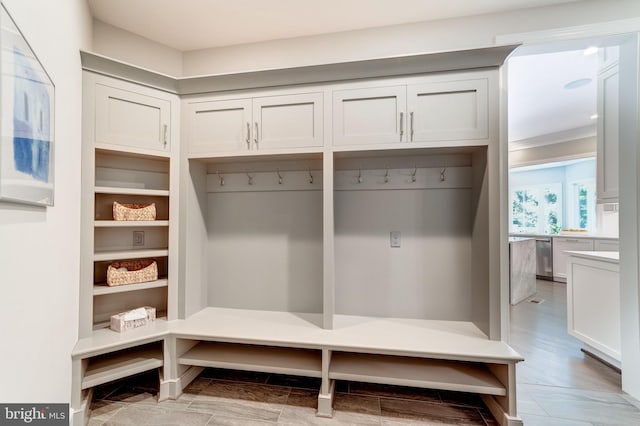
[168,307,524,426]
[71,320,171,426]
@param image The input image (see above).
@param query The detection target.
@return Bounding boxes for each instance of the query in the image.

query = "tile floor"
[87,280,640,425]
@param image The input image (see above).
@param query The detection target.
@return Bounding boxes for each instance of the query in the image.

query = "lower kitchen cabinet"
[566,251,620,368]
[553,238,595,282]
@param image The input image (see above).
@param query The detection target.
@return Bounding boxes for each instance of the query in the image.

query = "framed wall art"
[0,3,54,206]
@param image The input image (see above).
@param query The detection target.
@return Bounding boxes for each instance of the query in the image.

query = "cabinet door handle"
[254,122,259,149]
[410,112,414,142]
[399,112,404,141]
[163,124,168,147]
[246,122,251,150]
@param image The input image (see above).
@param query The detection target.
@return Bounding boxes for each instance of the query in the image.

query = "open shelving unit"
[90,149,171,330]
[73,71,180,426]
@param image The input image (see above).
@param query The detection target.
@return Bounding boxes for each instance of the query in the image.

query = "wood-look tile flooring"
[87,280,640,425]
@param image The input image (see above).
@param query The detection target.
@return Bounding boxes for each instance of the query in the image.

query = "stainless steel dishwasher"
[535,237,553,280]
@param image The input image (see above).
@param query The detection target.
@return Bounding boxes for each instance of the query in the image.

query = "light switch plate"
[390,231,401,248]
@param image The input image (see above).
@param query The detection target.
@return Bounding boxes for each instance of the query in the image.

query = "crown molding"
[81,45,518,95]
[508,125,596,151]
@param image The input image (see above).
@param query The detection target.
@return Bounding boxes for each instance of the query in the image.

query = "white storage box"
[110,306,156,332]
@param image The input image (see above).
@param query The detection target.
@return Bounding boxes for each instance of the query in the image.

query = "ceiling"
[508,49,598,144]
[87,0,596,146]
[87,0,581,52]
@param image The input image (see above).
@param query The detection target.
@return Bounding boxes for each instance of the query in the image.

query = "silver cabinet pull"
[163,124,168,147]
[410,112,414,142]
[399,112,404,141]
[246,122,251,150]
[254,122,259,149]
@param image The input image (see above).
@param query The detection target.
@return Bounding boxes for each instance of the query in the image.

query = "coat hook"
[308,168,314,184]
[411,165,417,183]
[440,168,446,182]
[216,171,225,186]
[357,168,363,184]
[384,167,389,183]
[247,172,254,186]
[277,169,283,185]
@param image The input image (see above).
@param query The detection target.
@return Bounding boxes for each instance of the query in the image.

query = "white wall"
[0,0,92,404]
[182,0,640,76]
[618,32,640,402]
[87,0,640,77]
[93,20,182,76]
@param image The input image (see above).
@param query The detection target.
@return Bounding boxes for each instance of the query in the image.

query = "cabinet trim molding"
[80,46,517,96]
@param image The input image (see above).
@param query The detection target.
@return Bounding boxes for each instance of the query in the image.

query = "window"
[567,179,596,231]
[510,183,562,234]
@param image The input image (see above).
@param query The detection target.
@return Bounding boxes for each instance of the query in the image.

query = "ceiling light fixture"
[590,114,598,120]
[564,78,592,90]
[583,46,599,56]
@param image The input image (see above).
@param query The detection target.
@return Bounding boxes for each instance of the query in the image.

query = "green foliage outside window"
[578,186,588,229]
[511,186,561,234]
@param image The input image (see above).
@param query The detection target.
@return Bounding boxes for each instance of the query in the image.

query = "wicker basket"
[113,201,156,221]
[106,259,158,286]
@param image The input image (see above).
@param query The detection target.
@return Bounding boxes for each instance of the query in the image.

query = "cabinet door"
[407,79,488,143]
[553,238,595,281]
[594,239,619,251]
[253,93,323,150]
[333,86,406,146]
[95,83,171,152]
[596,65,619,202]
[188,99,252,154]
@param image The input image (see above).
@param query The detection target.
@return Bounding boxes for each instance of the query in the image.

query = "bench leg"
[483,363,523,426]
[317,379,335,418]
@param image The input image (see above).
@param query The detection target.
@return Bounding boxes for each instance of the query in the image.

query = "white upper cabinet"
[596,63,619,203]
[407,79,488,142]
[189,99,253,153]
[333,86,406,145]
[95,83,171,152]
[332,75,489,147]
[187,92,323,154]
[253,93,324,150]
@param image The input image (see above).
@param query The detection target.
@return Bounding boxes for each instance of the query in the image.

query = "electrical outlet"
[133,231,145,247]
[390,231,401,248]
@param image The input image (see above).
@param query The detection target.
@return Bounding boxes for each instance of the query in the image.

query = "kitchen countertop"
[566,250,619,263]
[509,237,534,243]
[509,233,619,240]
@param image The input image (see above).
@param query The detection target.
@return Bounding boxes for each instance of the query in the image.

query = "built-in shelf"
[94,220,169,228]
[178,342,322,377]
[93,278,169,296]
[329,352,506,396]
[94,186,170,197]
[94,248,169,262]
[92,312,168,331]
[81,345,163,389]
[94,142,172,159]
